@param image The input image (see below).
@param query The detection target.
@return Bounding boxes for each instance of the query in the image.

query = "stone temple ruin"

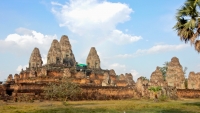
[188,72,200,89]
[165,57,185,89]
[0,35,200,100]
[150,66,165,87]
[87,47,101,69]
[1,35,138,100]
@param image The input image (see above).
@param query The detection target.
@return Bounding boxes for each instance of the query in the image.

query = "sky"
[0,0,199,82]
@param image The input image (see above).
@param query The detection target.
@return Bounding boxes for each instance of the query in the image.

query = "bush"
[44,77,81,101]
[159,95,168,101]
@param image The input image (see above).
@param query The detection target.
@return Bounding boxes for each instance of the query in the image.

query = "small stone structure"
[102,72,110,86]
[86,47,100,69]
[109,69,116,76]
[60,35,76,66]
[135,77,149,98]
[7,74,13,82]
[29,47,43,68]
[47,39,62,64]
[125,73,135,85]
[188,72,200,89]
[119,74,125,80]
[166,57,185,89]
[150,67,165,86]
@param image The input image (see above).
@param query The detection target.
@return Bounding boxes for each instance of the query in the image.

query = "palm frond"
[195,40,200,52]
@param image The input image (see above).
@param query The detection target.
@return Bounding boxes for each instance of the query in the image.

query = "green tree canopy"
[159,62,169,80]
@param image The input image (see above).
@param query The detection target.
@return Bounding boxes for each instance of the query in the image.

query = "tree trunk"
[154,93,158,102]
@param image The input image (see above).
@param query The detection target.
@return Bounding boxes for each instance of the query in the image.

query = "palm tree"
[173,0,200,52]
[148,86,162,102]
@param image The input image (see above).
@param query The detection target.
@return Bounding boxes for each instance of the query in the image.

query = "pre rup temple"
[0,35,200,101]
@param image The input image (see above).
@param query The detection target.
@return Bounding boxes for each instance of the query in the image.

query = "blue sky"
[0,0,199,81]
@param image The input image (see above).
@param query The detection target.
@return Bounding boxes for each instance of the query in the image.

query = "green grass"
[0,98,200,113]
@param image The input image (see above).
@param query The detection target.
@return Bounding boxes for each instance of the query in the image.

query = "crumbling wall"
[177,89,200,98]
[0,85,5,97]
[78,86,139,100]
[188,72,200,89]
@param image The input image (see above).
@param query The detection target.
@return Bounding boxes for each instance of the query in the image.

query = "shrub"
[159,95,168,101]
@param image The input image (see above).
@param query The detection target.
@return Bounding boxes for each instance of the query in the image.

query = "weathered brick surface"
[177,89,200,98]
[29,47,43,68]
[86,47,101,69]
[188,72,200,89]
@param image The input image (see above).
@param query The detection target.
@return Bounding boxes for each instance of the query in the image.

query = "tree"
[148,86,162,102]
[173,0,200,52]
[183,67,188,89]
[185,78,188,89]
[141,76,149,81]
[44,77,81,101]
[159,62,169,80]
[183,67,188,75]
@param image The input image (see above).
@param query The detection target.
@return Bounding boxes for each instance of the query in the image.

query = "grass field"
[0,98,200,113]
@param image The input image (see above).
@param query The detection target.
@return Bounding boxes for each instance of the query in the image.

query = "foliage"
[158,95,168,102]
[140,76,149,81]
[44,77,81,101]
[184,78,188,89]
[149,86,162,101]
[173,0,200,52]
[159,62,169,80]
[148,86,162,93]
[159,62,187,81]
[183,67,188,76]
[183,67,188,89]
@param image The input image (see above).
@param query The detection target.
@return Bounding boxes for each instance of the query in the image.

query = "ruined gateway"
[0,35,187,100]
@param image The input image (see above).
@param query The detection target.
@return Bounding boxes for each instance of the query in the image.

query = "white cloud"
[130,69,139,81]
[0,27,57,54]
[109,63,126,69]
[15,27,32,35]
[107,29,142,45]
[42,54,47,65]
[51,0,141,45]
[16,64,28,72]
[109,63,126,75]
[52,0,132,32]
[116,54,133,58]
[117,44,189,58]
[136,44,189,54]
